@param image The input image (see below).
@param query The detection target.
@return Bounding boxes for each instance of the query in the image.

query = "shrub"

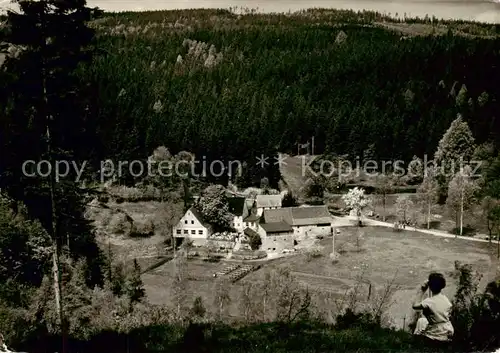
[306,247,323,261]
[248,232,262,250]
[450,262,500,351]
[98,194,109,203]
[132,219,155,237]
[109,213,131,235]
[335,309,379,330]
[189,297,206,321]
[282,192,299,207]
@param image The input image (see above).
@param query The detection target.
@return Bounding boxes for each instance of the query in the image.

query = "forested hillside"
[67,9,500,186]
[2,7,500,353]
[2,9,500,187]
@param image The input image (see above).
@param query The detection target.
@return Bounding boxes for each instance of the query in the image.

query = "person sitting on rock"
[412,272,454,349]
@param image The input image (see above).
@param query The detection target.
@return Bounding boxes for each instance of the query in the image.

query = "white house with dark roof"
[172,207,213,247]
[227,196,249,234]
[243,212,260,231]
[256,194,283,216]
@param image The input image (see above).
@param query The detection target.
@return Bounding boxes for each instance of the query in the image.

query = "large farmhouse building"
[258,205,333,252]
[258,221,294,252]
[172,207,213,246]
[173,191,332,254]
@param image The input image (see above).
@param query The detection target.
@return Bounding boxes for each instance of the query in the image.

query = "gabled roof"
[291,206,332,226]
[262,208,293,225]
[227,196,246,216]
[260,221,293,233]
[262,206,332,227]
[244,227,259,238]
[244,213,260,222]
[187,207,212,229]
[256,194,282,208]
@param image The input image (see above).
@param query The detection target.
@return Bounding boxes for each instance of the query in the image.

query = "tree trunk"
[382,195,386,222]
[497,227,500,259]
[488,220,492,244]
[52,249,62,319]
[459,186,464,237]
[332,227,335,255]
[44,80,66,353]
[108,240,112,282]
[427,200,431,229]
[39,0,66,342]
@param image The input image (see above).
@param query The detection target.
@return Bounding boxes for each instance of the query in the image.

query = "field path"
[342,215,494,244]
[279,153,317,198]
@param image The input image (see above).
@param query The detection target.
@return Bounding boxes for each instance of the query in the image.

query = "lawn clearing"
[143,226,497,329]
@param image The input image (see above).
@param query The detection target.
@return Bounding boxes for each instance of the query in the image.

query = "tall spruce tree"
[0,1,103,350]
[433,114,476,201]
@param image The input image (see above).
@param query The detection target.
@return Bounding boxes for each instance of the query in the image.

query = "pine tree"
[111,262,126,296]
[0,2,102,350]
[125,259,145,307]
[433,114,475,200]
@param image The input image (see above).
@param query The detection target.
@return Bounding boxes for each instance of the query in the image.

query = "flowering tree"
[395,195,414,225]
[342,187,372,224]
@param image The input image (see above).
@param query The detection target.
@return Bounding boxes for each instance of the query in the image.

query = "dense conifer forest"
[3,9,500,186]
[79,10,500,186]
[1,6,500,353]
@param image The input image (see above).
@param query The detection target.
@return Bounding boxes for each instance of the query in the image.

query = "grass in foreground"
[19,321,454,353]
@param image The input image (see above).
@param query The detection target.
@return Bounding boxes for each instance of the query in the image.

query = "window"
[245,222,249,227]
[191,230,196,234]
[198,230,203,235]
[184,220,188,224]
[273,248,276,251]
[183,230,188,234]
[176,230,181,234]
[191,220,194,224]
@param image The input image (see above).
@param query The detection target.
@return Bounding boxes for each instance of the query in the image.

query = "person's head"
[428,272,446,294]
